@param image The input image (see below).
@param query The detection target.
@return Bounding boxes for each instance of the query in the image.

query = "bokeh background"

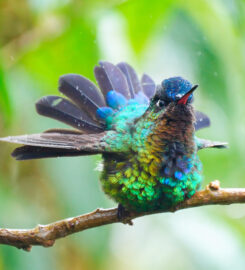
[0,0,245,269]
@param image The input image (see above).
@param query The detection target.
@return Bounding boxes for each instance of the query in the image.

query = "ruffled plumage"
[37,61,156,130]
[36,61,211,131]
[1,61,214,160]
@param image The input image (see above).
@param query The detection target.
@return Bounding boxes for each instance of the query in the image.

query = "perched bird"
[0,61,227,213]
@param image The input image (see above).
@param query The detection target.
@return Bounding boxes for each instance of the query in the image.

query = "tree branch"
[1,181,245,251]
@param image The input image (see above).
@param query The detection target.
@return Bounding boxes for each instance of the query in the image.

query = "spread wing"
[0,132,109,160]
[1,61,157,161]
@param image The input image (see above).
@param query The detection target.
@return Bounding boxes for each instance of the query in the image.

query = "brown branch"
[1,181,245,251]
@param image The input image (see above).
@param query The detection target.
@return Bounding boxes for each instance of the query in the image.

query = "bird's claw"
[117,204,133,225]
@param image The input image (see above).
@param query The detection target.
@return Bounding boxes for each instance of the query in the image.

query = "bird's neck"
[156,104,194,146]
[146,104,196,167]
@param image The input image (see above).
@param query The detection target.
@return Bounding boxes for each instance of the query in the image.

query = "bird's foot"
[117,204,133,225]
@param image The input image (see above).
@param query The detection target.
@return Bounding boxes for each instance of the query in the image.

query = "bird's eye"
[156,100,165,108]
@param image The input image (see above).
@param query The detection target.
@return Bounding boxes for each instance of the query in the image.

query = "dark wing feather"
[117,62,142,97]
[194,111,211,131]
[99,61,131,99]
[36,96,104,133]
[59,74,105,121]
[44,128,83,134]
[12,146,95,160]
[141,74,156,98]
[197,138,228,150]
[0,132,107,151]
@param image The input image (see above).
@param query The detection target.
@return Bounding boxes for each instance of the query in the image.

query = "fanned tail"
[117,62,142,97]
[35,61,156,131]
[141,74,156,99]
[36,96,104,133]
[1,60,220,161]
[94,61,155,121]
[58,74,105,122]
[1,61,157,161]
[96,61,131,99]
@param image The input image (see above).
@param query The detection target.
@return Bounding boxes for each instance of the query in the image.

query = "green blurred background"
[0,0,245,269]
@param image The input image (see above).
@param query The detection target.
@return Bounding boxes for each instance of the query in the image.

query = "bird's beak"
[177,84,198,105]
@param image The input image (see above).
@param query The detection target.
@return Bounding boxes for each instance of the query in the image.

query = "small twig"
[1,181,245,251]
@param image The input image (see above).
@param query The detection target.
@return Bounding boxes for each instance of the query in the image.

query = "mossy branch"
[0,181,244,251]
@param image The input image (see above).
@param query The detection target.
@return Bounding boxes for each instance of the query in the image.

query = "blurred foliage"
[1,0,245,269]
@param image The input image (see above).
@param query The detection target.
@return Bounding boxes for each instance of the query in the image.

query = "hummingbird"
[0,61,227,213]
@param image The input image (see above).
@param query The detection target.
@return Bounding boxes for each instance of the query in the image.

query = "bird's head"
[145,77,198,142]
[149,77,198,113]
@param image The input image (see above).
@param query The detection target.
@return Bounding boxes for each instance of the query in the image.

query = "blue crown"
[162,77,193,103]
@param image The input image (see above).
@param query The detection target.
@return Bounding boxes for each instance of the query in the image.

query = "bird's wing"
[0,131,110,160]
[2,62,157,160]
[196,137,228,150]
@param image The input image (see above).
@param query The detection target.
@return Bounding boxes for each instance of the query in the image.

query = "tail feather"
[94,66,112,98]
[58,74,105,122]
[141,74,156,98]
[117,62,142,97]
[36,96,104,133]
[194,111,211,131]
[0,61,227,163]
[37,62,156,131]
[98,61,131,99]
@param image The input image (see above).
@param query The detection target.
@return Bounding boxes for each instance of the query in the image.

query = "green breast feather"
[101,103,202,212]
